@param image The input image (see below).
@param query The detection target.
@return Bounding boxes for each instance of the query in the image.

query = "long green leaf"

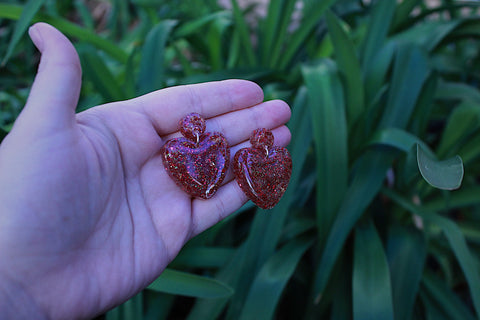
[230,0,256,66]
[436,101,480,157]
[353,219,394,320]
[387,226,426,320]
[417,144,464,190]
[421,272,476,320]
[148,269,233,299]
[325,10,365,129]
[392,20,461,52]
[435,81,480,104]
[170,246,234,268]
[384,189,480,318]
[302,61,348,244]
[313,149,398,300]
[260,0,297,67]
[361,0,396,73]
[379,44,430,129]
[80,49,125,102]
[239,236,313,320]
[2,0,47,65]
[279,0,337,69]
[0,3,128,63]
[137,20,177,95]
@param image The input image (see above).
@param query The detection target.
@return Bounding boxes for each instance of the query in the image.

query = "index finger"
[125,79,264,135]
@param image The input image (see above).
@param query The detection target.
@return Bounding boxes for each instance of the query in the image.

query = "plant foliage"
[1,0,480,319]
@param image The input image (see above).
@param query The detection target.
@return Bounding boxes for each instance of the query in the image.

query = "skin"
[0,23,291,319]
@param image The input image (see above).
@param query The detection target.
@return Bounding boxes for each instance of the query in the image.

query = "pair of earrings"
[161,113,292,209]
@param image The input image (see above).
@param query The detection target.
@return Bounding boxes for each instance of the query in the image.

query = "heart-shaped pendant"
[233,128,292,209]
[161,113,229,199]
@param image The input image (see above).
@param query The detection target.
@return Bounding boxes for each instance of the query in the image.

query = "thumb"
[19,22,82,130]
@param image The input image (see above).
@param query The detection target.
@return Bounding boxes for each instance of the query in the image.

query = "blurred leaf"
[417,144,464,190]
[421,272,476,320]
[379,45,430,129]
[230,0,256,66]
[2,0,47,65]
[148,269,233,298]
[0,3,128,63]
[138,20,177,95]
[353,219,394,320]
[107,292,143,320]
[280,0,337,69]
[325,10,365,129]
[170,246,234,268]
[364,40,395,104]
[260,0,297,67]
[313,149,398,300]
[174,11,231,38]
[239,236,313,320]
[384,189,480,318]
[423,186,480,212]
[80,49,126,102]
[368,127,433,155]
[361,0,396,73]
[391,0,418,32]
[436,101,480,157]
[435,81,480,104]
[302,60,348,243]
[387,226,426,320]
[392,20,460,52]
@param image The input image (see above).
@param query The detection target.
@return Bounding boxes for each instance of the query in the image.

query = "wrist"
[0,273,48,320]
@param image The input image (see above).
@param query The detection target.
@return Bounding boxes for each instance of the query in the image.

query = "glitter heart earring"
[233,128,292,209]
[161,113,229,199]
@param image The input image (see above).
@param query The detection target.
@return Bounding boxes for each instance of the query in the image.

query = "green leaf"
[387,226,426,320]
[260,0,297,67]
[368,127,433,155]
[325,10,365,129]
[363,40,395,105]
[423,186,480,212]
[379,45,430,129]
[239,236,314,320]
[148,269,233,299]
[392,20,461,52]
[421,272,476,320]
[0,3,128,63]
[435,81,480,105]
[230,0,256,66]
[173,11,231,39]
[302,61,348,244]
[170,246,234,268]
[279,0,337,69]
[2,0,47,65]
[80,48,125,102]
[313,149,398,300]
[417,144,464,190]
[361,0,396,73]
[391,0,418,32]
[138,20,177,95]
[436,101,480,157]
[383,189,480,318]
[353,219,394,320]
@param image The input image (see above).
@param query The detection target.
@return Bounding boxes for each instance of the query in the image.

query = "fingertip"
[222,79,264,109]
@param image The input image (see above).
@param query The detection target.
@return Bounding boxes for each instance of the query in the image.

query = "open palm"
[0,23,291,319]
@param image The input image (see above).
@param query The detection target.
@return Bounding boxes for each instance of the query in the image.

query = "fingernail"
[28,24,44,52]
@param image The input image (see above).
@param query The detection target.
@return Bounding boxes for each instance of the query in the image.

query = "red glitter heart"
[161,113,229,199]
[233,128,292,209]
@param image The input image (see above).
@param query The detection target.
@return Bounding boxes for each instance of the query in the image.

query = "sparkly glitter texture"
[161,113,229,199]
[234,128,292,209]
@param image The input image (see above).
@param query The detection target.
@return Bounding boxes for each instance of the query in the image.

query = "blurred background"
[1,0,480,319]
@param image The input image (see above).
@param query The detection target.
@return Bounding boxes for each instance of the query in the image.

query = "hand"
[0,23,291,319]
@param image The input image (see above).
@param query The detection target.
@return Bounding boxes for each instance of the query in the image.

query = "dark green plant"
[1,0,480,319]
